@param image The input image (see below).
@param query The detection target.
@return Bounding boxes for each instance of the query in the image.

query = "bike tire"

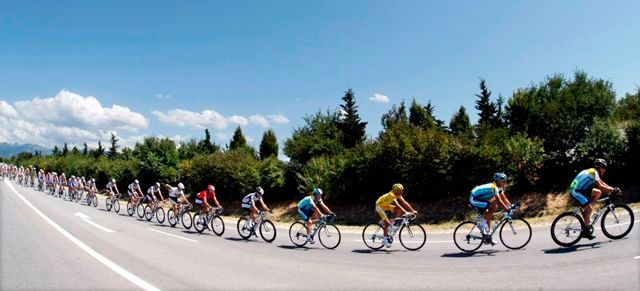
[259,220,277,243]
[453,221,483,252]
[362,222,385,250]
[499,218,532,250]
[318,224,341,249]
[114,200,120,213]
[550,212,584,247]
[399,223,426,251]
[156,208,165,224]
[127,201,134,216]
[193,214,205,233]
[237,217,252,239]
[145,205,153,221]
[601,204,634,240]
[167,209,177,227]
[106,199,112,211]
[137,203,145,218]
[181,212,192,229]
[288,222,308,247]
[210,215,225,236]
[92,195,98,207]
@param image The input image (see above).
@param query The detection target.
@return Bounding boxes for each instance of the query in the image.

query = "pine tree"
[71,146,80,155]
[107,132,119,159]
[259,129,279,159]
[94,141,105,158]
[229,126,247,150]
[382,100,409,129]
[82,142,89,156]
[495,94,505,127]
[337,88,367,148]
[62,143,69,156]
[475,79,498,126]
[197,128,218,154]
[52,145,60,156]
[409,98,429,128]
[450,106,472,136]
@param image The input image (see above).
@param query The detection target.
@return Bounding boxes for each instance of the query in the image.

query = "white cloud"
[215,132,229,141]
[369,93,390,103]
[269,114,289,124]
[249,115,270,128]
[228,115,248,126]
[156,94,172,100]
[0,90,148,148]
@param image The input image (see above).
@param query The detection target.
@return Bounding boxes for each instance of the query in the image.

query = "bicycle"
[237,211,276,242]
[289,213,341,249]
[550,191,634,247]
[144,199,166,224]
[105,193,121,213]
[167,203,193,229]
[362,212,426,251]
[126,196,145,218]
[193,207,225,236]
[453,202,531,252]
[74,188,84,203]
[85,188,98,207]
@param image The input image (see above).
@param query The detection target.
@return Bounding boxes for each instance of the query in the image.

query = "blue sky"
[1,1,638,155]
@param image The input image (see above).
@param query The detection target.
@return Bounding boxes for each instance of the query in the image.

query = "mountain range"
[0,142,51,158]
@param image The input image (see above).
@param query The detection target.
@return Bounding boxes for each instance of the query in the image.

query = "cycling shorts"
[469,196,490,210]
[169,196,178,205]
[298,208,314,222]
[570,189,590,207]
[375,205,395,221]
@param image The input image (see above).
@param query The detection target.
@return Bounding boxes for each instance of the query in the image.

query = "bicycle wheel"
[145,205,153,221]
[106,198,112,211]
[137,203,145,218]
[550,212,584,247]
[167,209,177,227]
[399,223,426,251]
[210,215,225,236]
[318,224,341,249]
[193,214,205,233]
[114,200,120,213]
[156,208,165,224]
[237,217,252,239]
[289,222,308,247]
[127,201,134,216]
[453,221,483,252]
[92,195,98,207]
[181,212,193,229]
[362,222,385,250]
[601,204,634,240]
[499,218,532,250]
[259,220,277,243]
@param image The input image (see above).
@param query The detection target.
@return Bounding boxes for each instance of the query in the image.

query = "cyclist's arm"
[211,194,221,208]
[495,192,510,211]
[317,201,331,214]
[310,201,324,216]
[157,189,165,201]
[395,196,415,213]
[595,179,614,193]
[259,199,270,212]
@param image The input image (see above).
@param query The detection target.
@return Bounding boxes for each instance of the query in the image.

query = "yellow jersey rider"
[375,183,417,248]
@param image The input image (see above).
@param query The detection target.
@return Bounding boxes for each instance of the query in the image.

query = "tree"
[475,79,498,127]
[337,88,367,148]
[71,146,80,155]
[62,143,69,156]
[450,106,472,136]
[613,88,639,122]
[52,145,60,156]
[229,126,247,150]
[94,141,105,158]
[107,132,119,159]
[381,100,408,129]
[259,129,279,159]
[197,128,218,154]
[495,94,505,127]
[284,111,344,164]
[409,99,433,129]
[82,142,89,156]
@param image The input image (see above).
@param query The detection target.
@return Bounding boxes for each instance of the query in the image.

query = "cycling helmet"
[81,176,85,180]
[493,172,508,182]
[155,182,160,188]
[134,179,139,184]
[256,186,264,195]
[61,173,65,177]
[392,183,404,192]
[92,178,95,182]
[595,158,607,168]
[177,183,185,190]
[208,184,215,192]
[313,188,323,196]
[111,178,116,183]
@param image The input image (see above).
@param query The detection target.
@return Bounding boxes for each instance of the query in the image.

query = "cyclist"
[298,188,334,244]
[164,183,188,215]
[469,172,513,244]
[569,158,619,240]
[195,184,221,215]
[58,173,67,196]
[146,182,165,209]
[375,183,417,248]
[87,178,97,199]
[241,186,271,229]
[127,180,143,205]
[106,178,120,201]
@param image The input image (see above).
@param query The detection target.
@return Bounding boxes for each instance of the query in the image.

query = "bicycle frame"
[571,195,615,227]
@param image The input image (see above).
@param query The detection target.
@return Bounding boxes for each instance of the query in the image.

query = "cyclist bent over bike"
[106,178,120,200]
[195,185,221,215]
[165,183,187,215]
[569,159,619,240]
[375,183,417,248]
[241,187,271,229]
[298,188,334,244]
[469,172,513,244]
[146,182,165,208]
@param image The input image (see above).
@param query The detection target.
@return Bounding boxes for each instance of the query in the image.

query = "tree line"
[7,71,639,205]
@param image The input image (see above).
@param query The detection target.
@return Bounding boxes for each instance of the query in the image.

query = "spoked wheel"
[92,195,98,207]
[193,214,206,233]
[155,208,165,224]
[601,204,634,239]
[259,220,277,243]
[237,217,252,239]
[145,205,154,221]
[362,222,385,250]
[127,201,134,216]
[137,203,145,218]
[210,215,225,236]
[167,209,177,227]
[453,221,483,252]
[289,222,308,247]
[114,200,120,213]
[318,224,341,249]
[499,218,532,250]
[181,212,193,229]
[550,212,584,247]
[399,224,426,251]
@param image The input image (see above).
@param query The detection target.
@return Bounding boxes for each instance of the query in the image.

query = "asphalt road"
[1,179,639,290]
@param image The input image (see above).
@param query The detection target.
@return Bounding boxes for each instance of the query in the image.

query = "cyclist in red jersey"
[195,185,222,215]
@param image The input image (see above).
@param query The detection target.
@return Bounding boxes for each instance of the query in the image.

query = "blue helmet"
[493,172,508,182]
[312,188,323,197]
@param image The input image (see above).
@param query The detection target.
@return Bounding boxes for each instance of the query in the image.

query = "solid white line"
[4,180,161,291]
[634,256,640,260]
[353,239,452,243]
[74,212,115,233]
[147,228,198,243]
[595,219,639,231]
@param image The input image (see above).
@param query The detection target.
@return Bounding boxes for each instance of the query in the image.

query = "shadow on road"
[543,240,617,254]
[351,249,406,254]
[441,250,500,258]
[277,245,310,251]
[224,237,258,243]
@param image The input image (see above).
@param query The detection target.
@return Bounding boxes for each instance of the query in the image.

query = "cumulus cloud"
[154,109,289,130]
[369,93,390,103]
[269,114,289,124]
[0,90,148,148]
[156,94,172,100]
[249,115,270,128]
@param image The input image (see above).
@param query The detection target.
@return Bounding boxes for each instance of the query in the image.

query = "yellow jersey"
[376,192,396,206]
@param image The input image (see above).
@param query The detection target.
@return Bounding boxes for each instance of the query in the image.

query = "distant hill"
[0,142,51,158]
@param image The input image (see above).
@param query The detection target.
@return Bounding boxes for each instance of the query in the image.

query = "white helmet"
[111,178,116,183]
[177,183,185,190]
[155,182,160,188]
[134,179,139,184]
[256,186,264,195]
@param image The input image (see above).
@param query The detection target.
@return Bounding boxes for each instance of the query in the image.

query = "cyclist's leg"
[485,198,498,230]
[376,205,391,237]
[570,189,591,224]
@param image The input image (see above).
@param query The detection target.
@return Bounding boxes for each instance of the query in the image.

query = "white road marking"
[74,212,115,233]
[353,239,452,243]
[634,256,640,260]
[148,228,198,243]
[4,180,161,291]
[595,219,639,230]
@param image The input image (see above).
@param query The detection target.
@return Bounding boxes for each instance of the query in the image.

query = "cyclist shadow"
[543,240,618,254]
[441,250,501,258]
[224,237,260,243]
[277,245,311,251]
[351,249,407,254]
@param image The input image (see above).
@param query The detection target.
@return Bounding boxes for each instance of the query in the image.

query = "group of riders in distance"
[0,158,634,251]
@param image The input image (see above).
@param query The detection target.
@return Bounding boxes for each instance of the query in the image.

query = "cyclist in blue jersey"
[297,188,334,244]
[569,158,619,239]
[469,172,513,243]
